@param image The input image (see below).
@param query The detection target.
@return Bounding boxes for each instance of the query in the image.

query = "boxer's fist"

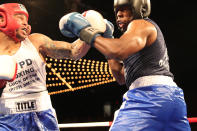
[103,19,114,38]
[82,10,106,33]
[0,55,17,88]
[59,12,87,38]
[59,17,76,38]
[59,12,103,46]
[82,10,114,38]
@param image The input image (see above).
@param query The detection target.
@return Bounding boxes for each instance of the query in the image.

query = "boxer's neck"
[0,32,21,56]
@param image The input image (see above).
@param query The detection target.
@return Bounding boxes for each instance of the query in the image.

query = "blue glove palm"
[103,19,114,38]
[59,12,103,45]
[60,12,90,37]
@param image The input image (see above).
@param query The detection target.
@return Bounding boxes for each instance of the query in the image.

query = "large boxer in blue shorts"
[109,76,190,131]
[50,0,191,130]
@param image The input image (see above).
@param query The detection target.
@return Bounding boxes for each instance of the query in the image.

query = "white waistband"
[0,91,52,114]
[129,75,177,90]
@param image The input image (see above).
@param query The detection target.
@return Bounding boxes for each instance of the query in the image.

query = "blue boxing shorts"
[0,91,59,131]
[109,76,191,131]
[0,109,59,131]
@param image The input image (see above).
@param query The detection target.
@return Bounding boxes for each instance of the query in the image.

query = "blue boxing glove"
[103,19,114,38]
[59,12,103,46]
[59,14,76,38]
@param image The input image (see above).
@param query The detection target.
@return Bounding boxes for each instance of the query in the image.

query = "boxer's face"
[116,6,133,32]
[14,13,31,41]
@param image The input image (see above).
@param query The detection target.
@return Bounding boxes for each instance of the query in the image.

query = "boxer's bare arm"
[94,20,156,60]
[70,39,91,60]
[108,59,125,85]
[29,33,90,61]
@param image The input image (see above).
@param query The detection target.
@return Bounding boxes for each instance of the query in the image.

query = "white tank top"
[2,38,46,98]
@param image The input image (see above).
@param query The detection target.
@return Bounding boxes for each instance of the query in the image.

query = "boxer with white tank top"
[0,2,106,130]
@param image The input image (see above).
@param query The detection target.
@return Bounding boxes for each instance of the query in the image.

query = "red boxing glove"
[0,55,17,88]
[0,80,7,88]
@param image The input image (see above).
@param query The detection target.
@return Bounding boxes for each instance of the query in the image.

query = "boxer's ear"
[0,13,6,27]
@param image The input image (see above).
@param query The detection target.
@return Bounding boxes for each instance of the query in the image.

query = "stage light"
[46,58,115,95]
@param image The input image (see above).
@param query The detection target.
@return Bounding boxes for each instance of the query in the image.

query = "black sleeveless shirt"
[123,18,174,88]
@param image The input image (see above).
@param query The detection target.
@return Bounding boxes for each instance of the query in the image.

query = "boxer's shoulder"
[29,33,47,41]
[28,33,52,47]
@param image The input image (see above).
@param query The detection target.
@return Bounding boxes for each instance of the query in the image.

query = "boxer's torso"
[1,38,46,98]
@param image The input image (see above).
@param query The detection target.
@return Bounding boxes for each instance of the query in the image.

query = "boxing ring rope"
[188,117,197,123]
[58,121,113,128]
[58,117,197,128]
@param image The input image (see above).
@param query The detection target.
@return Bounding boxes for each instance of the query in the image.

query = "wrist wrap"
[79,27,102,46]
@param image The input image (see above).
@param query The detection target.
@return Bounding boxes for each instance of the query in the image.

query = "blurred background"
[1,0,197,130]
